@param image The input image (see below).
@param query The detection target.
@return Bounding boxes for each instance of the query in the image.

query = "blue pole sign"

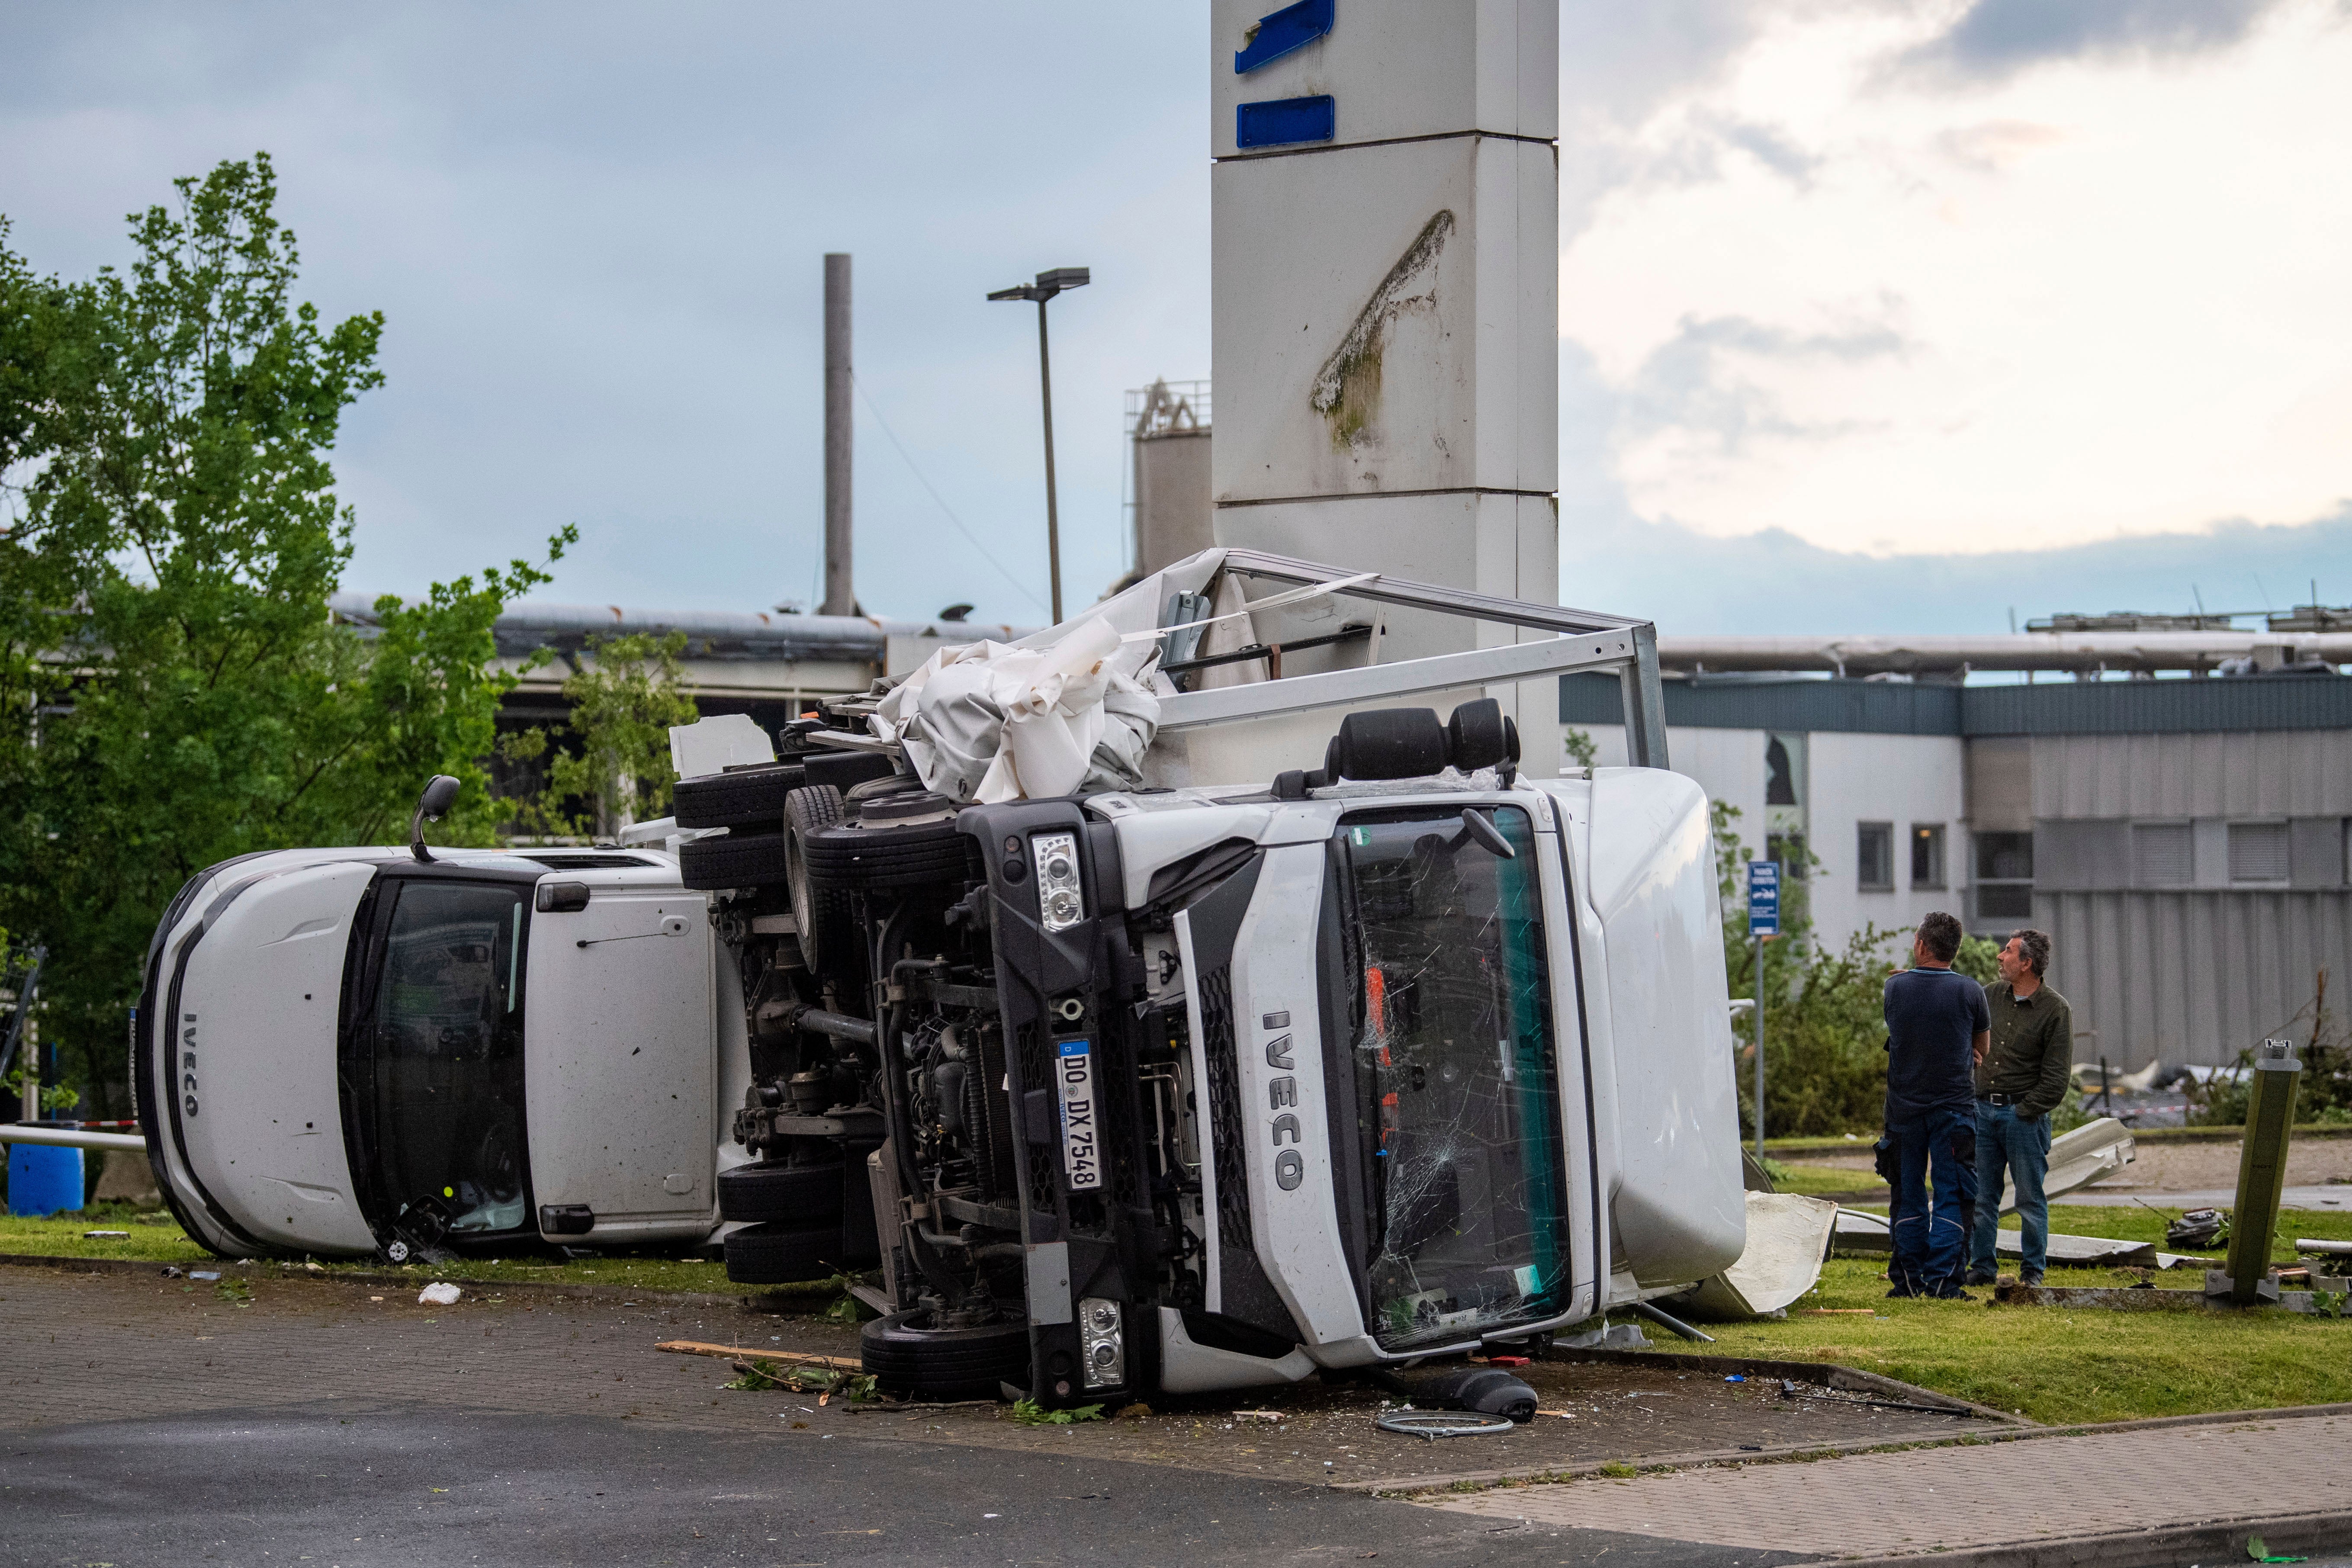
[1747,861,1780,937]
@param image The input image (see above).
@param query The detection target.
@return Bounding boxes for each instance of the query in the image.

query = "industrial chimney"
[821,253,855,617]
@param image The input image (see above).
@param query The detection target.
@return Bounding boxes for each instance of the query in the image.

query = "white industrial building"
[1568,671,2352,1071]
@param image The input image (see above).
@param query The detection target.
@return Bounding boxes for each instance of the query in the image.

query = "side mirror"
[410,774,463,863]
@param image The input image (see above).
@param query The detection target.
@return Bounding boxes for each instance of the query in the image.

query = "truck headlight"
[1033,832,1084,932]
[1078,1296,1124,1389]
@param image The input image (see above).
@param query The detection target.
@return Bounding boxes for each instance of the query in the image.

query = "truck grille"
[1198,964,1252,1253]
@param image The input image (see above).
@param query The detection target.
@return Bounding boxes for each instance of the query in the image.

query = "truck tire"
[679,830,791,890]
[802,813,972,893]
[717,1158,845,1224]
[674,763,807,829]
[784,786,855,980]
[859,1310,1031,1401]
[722,1221,840,1285]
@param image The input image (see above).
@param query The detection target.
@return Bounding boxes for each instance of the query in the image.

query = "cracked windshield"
[347,880,532,1240]
[1340,804,1567,1350]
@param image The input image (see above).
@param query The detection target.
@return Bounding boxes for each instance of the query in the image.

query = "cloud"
[1901,0,2288,83]
[1618,308,1911,457]
[1561,499,2352,636]
[1561,0,2352,555]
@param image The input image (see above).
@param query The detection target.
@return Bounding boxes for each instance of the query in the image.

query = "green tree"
[1716,800,1898,1137]
[0,154,569,1118]
[500,631,700,839]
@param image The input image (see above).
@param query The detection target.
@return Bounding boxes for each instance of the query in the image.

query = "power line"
[852,373,1049,617]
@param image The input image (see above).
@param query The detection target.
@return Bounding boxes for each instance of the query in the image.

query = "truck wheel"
[679,830,791,890]
[722,1221,840,1284]
[803,803,973,892]
[674,762,808,829]
[784,786,856,981]
[859,1310,1031,1401]
[717,1158,845,1224]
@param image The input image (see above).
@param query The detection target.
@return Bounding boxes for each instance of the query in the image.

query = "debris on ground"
[1417,1366,1539,1423]
[2169,1208,2227,1249]
[1375,1410,1517,1441]
[417,1282,462,1306]
[1670,1192,1839,1321]
[1561,1320,1650,1350]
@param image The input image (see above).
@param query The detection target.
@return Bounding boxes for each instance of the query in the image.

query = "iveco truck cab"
[135,841,751,1262]
[681,550,1748,1407]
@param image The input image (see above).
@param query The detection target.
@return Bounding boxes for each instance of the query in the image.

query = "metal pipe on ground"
[1629,1299,1714,1343]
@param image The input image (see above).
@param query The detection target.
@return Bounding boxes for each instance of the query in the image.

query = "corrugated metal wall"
[2032,731,2352,819]
[2041,889,2352,1068]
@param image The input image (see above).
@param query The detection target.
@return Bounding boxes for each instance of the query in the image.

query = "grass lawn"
[1772,1161,1885,1197]
[1662,1205,2352,1424]
[0,1200,813,1297]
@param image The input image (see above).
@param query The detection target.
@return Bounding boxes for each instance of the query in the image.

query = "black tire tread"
[674,763,808,829]
[716,1159,845,1224]
[722,1221,840,1285]
[784,786,855,980]
[679,830,790,891]
[858,1309,1029,1400]
[803,819,972,891]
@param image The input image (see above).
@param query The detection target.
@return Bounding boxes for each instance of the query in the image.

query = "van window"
[343,879,533,1242]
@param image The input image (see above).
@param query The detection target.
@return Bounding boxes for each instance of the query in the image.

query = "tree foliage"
[0,154,568,1117]
[500,632,699,839]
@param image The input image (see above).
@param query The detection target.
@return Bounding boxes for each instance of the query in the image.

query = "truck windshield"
[343,878,533,1241]
[1338,803,1568,1350]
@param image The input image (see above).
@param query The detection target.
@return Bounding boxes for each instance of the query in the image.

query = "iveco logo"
[180,1013,199,1118]
[1262,1010,1303,1191]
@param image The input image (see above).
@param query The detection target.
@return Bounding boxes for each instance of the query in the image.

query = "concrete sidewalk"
[1421,1407,2352,1561]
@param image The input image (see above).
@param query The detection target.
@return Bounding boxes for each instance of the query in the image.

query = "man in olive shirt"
[1965,929,2074,1287]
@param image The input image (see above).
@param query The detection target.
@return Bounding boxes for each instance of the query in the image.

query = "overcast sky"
[5,1,2349,634]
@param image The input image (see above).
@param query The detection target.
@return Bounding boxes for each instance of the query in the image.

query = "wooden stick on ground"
[655,1339,861,1371]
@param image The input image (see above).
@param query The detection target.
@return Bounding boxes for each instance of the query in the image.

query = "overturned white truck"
[137,549,1745,1408]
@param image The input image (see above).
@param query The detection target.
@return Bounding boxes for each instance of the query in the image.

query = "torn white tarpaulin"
[873,618,1161,803]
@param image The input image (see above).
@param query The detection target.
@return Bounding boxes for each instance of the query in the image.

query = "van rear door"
[523,880,716,1244]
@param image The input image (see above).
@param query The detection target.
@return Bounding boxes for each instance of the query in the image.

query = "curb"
[1350,1399,2352,1498]
[1822,1505,2352,1567]
[0,1250,812,1311]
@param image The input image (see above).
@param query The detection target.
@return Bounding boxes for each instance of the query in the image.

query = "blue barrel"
[8,1140,84,1216]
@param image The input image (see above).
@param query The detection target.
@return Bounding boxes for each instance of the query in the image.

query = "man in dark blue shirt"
[1882,912,1991,1298]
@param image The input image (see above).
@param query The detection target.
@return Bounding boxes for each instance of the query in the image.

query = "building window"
[1764,733,1808,880]
[1911,824,1946,889]
[2133,821,2193,887]
[1857,823,1894,891]
[1975,830,2033,921]
[2229,820,2290,884]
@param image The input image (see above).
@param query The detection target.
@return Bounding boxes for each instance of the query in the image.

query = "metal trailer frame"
[1154,549,1670,771]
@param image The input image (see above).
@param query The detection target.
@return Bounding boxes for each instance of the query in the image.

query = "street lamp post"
[988,266,1089,623]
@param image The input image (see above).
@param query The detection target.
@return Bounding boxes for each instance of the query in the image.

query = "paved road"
[10,1261,2348,1567]
[6,1402,1808,1568]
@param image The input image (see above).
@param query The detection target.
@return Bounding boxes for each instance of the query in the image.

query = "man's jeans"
[1971,1102,2052,1280]
[1887,1106,1975,1297]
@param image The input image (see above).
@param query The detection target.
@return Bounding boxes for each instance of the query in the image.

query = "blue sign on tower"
[1747,861,1780,937]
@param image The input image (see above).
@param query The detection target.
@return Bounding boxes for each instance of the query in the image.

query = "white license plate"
[1056,1039,1102,1191]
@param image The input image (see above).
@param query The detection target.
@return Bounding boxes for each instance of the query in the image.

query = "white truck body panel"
[523,874,718,1243]
[1549,770,1747,1291]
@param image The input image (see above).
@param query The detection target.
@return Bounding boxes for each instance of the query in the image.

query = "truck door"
[524,883,716,1244]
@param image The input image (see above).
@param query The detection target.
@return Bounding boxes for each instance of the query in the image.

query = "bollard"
[2212,1038,2301,1305]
